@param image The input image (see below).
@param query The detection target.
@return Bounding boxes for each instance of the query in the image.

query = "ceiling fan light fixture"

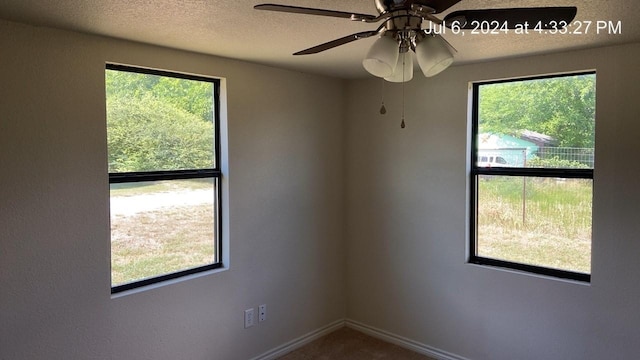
[256,3,581,80]
[362,35,399,78]
[384,51,414,83]
[415,35,454,77]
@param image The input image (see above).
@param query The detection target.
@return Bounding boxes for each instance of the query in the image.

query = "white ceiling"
[0,0,638,79]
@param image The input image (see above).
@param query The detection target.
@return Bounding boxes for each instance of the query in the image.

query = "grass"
[477,176,592,273]
[111,176,592,285]
[110,179,217,286]
[110,178,213,197]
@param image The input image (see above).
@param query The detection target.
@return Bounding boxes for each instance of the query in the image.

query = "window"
[470,72,595,282]
[106,64,222,293]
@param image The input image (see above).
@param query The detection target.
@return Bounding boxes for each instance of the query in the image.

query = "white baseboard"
[345,319,471,360]
[249,319,345,360]
[250,318,469,360]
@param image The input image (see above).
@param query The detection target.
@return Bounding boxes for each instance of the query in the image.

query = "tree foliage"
[478,74,596,148]
[106,70,215,172]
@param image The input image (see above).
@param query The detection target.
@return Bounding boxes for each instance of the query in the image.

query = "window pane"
[477,74,595,169]
[106,70,215,172]
[476,176,592,274]
[110,178,218,287]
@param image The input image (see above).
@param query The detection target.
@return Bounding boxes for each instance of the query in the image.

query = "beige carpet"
[276,327,435,360]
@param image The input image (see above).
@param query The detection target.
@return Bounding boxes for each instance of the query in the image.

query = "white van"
[477,155,510,167]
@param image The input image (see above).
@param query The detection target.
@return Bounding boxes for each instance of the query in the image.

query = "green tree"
[478,74,595,148]
[105,69,159,100]
[105,69,216,172]
[107,95,214,172]
[105,69,214,122]
[152,77,213,122]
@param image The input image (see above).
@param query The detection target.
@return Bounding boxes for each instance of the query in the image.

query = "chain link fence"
[478,147,594,168]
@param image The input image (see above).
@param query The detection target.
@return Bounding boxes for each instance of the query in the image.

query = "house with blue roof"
[477,130,555,166]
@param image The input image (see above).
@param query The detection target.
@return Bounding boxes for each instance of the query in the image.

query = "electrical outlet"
[258,304,267,322]
[244,308,255,328]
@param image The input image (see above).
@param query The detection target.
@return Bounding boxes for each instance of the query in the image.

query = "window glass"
[476,176,592,274]
[106,65,222,292]
[106,70,215,172]
[110,179,218,287]
[471,72,595,281]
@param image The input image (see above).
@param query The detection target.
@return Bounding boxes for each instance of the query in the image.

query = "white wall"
[3,15,640,360]
[0,20,346,360]
[345,43,640,360]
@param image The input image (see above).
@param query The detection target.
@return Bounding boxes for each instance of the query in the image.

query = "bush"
[107,95,214,172]
[526,156,590,169]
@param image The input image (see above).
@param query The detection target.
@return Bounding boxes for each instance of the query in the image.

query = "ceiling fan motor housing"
[384,12,423,31]
[382,15,423,52]
[375,0,434,14]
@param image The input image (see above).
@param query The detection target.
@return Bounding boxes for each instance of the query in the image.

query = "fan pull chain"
[379,78,387,114]
[401,54,406,129]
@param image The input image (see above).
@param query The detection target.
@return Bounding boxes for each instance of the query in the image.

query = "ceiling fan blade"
[254,4,377,22]
[444,7,577,29]
[293,31,379,55]
[428,0,463,14]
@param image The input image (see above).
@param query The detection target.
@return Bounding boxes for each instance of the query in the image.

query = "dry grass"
[110,178,212,196]
[110,180,217,287]
[477,176,592,273]
[110,176,592,285]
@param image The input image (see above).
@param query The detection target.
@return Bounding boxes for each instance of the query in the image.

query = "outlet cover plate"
[244,308,255,328]
[258,304,267,322]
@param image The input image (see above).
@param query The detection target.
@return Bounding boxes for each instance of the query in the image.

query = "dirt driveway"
[110,189,214,216]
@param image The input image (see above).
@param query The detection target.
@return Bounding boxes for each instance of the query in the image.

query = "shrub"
[526,156,590,169]
[107,95,214,172]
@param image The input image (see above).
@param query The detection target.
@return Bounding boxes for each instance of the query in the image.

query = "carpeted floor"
[276,327,435,360]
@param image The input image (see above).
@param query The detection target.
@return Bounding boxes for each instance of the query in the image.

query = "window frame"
[469,71,595,282]
[107,64,223,294]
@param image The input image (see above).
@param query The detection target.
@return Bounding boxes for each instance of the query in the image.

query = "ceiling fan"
[255,1,577,81]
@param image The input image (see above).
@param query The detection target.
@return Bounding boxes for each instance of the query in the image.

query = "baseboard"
[249,318,469,360]
[345,319,471,360]
[249,319,345,360]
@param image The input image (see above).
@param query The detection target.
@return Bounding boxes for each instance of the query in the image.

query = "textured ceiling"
[0,0,638,79]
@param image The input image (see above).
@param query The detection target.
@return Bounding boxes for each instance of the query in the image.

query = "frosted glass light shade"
[415,35,454,77]
[384,51,414,83]
[362,36,399,78]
